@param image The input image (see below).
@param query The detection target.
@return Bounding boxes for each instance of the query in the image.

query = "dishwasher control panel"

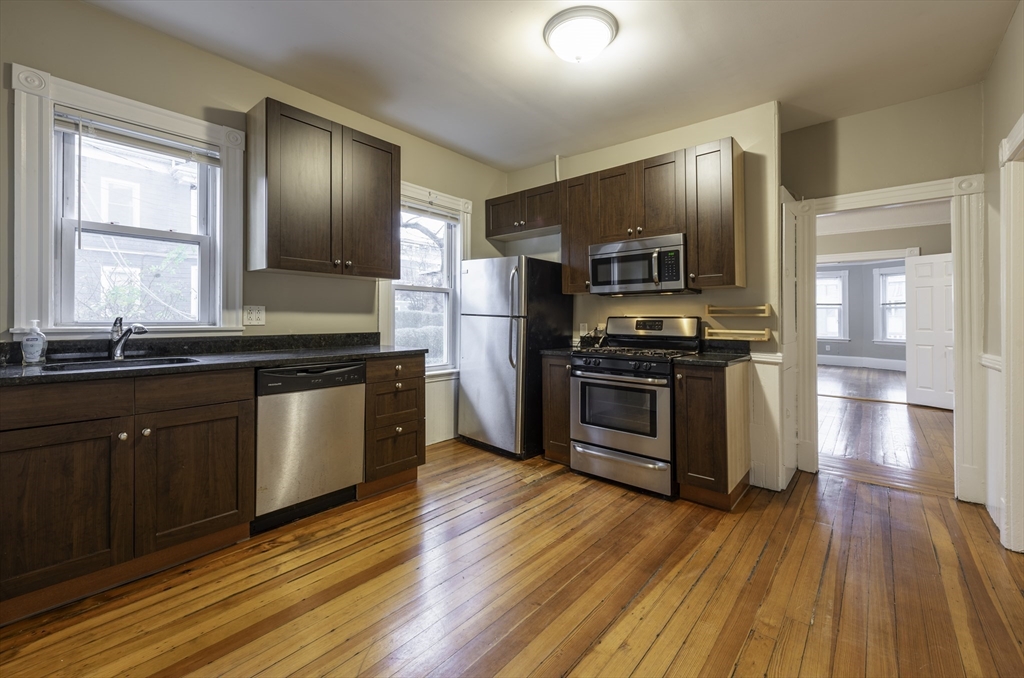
[257,362,366,396]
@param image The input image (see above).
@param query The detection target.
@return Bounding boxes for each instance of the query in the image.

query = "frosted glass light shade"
[544,7,618,63]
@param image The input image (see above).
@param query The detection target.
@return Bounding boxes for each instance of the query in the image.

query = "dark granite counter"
[539,348,573,357]
[672,352,751,368]
[0,333,427,386]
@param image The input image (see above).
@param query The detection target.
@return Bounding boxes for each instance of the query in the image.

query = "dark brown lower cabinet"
[673,361,750,510]
[365,419,425,482]
[0,417,134,601]
[365,378,425,430]
[135,401,255,556]
[542,355,572,465]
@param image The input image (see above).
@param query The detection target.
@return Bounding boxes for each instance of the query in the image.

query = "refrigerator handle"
[508,317,517,368]
[508,264,519,317]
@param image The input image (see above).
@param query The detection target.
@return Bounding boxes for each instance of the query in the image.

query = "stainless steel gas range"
[569,316,700,495]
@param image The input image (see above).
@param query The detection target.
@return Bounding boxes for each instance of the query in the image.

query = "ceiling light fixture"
[544,6,618,64]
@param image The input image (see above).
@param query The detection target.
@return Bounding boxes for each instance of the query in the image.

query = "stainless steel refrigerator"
[458,256,573,458]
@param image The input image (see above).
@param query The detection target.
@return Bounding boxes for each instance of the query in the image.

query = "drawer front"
[135,369,254,413]
[365,355,425,383]
[0,380,134,431]
[365,419,425,482]
[365,378,425,430]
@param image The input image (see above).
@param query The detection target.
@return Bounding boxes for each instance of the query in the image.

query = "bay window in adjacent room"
[874,266,907,343]
[816,270,849,340]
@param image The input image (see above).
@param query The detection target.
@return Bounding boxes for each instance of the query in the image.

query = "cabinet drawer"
[365,419,425,482]
[365,355,424,383]
[135,369,254,413]
[365,377,424,429]
[0,379,134,431]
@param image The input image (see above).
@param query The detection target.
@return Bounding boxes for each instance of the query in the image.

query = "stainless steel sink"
[42,357,200,372]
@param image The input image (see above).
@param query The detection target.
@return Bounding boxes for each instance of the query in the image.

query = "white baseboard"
[817,355,906,371]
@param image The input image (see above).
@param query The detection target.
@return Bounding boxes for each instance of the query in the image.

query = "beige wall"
[781,85,984,200]
[0,0,507,341]
[817,223,952,257]
[507,102,781,353]
[983,1,1023,355]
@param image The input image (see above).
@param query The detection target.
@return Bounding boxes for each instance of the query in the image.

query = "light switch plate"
[243,305,265,326]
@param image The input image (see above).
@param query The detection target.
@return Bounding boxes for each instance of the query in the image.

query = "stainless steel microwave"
[588,233,690,295]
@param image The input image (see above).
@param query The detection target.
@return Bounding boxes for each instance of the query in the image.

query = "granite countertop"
[0,341,427,387]
[672,352,751,367]
[539,348,573,357]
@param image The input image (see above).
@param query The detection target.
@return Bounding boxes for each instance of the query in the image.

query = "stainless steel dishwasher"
[253,361,365,533]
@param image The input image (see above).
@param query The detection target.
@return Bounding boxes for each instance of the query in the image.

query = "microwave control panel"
[659,249,681,282]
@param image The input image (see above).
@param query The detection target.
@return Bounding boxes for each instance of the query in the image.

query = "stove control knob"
[643,362,653,371]
[583,358,591,366]
[631,361,640,369]
[593,359,602,366]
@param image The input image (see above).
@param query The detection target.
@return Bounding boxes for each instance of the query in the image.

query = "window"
[11,63,244,337]
[875,266,907,342]
[816,270,849,339]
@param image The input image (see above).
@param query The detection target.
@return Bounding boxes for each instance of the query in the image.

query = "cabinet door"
[366,378,425,430]
[522,182,563,232]
[594,162,642,243]
[485,192,522,239]
[343,128,401,279]
[366,419,425,482]
[135,401,255,556]
[542,356,572,464]
[561,175,593,294]
[685,138,743,288]
[0,417,134,600]
[674,367,727,493]
[266,99,339,274]
[641,151,685,239]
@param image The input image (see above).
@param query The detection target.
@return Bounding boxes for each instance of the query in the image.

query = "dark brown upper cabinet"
[641,151,686,239]
[485,182,564,241]
[247,98,401,279]
[685,137,746,289]
[561,173,594,294]
[593,162,643,243]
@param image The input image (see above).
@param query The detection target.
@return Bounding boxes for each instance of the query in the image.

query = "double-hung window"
[875,267,906,342]
[392,201,460,370]
[11,63,244,338]
[816,270,849,340]
[54,108,220,326]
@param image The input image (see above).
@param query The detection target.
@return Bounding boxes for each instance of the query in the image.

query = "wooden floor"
[3,441,1022,677]
[818,395,955,498]
[818,365,908,404]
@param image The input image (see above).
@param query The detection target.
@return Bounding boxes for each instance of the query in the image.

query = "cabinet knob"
[142,428,152,437]
[585,280,590,289]
[334,259,341,266]
[345,261,352,268]
[637,227,643,235]
[396,426,403,434]
[675,374,682,380]
[565,363,571,371]
[396,382,403,389]
[627,228,633,235]
[395,364,402,371]
[689,273,696,280]
[118,432,128,441]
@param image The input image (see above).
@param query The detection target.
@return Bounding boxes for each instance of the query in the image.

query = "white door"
[906,253,954,409]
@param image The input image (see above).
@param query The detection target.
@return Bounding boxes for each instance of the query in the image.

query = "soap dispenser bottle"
[21,319,47,365]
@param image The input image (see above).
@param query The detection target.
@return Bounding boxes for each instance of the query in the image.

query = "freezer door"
[458,313,526,454]
[460,256,526,317]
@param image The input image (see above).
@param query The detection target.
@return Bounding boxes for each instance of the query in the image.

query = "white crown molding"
[817,247,919,265]
[980,353,1003,372]
[814,174,984,214]
[12,63,50,96]
[816,200,949,236]
[1001,114,1024,166]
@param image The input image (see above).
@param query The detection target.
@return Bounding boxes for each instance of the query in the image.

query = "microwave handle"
[652,249,660,286]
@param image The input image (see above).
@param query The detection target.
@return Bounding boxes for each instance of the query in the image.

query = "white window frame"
[10,63,245,338]
[378,182,471,378]
[815,270,849,340]
[873,265,907,344]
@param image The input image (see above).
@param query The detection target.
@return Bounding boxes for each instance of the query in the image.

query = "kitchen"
[1,1,1022,675]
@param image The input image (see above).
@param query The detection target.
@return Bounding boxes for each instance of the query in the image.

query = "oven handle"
[573,443,670,471]
[572,370,669,386]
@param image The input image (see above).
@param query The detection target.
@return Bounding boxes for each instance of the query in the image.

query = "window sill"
[817,337,850,342]
[873,340,906,346]
[426,368,459,383]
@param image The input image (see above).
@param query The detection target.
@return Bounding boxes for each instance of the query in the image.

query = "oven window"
[591,253,654,286]
[580,382,658,437]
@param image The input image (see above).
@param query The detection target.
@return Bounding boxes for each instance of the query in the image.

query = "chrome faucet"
[109,317,148,360]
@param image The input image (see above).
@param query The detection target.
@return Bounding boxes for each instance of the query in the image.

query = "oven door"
[570,370,672,461]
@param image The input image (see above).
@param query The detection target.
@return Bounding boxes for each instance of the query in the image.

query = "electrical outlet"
[579,323,588,335]
[243,305,265,326]
[825,344,831,352]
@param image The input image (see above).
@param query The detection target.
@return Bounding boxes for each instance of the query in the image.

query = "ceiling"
[89,0,1018,172]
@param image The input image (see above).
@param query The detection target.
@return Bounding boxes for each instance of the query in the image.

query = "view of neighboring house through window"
[393,206,458,369]
[876,267,907,342]
[816,270,848,339]
[54,109,219,326]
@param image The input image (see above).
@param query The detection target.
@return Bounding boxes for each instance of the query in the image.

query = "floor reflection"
[817,365,907,404]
